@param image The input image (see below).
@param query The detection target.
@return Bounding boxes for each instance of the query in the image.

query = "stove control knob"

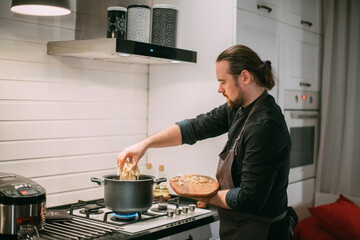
[167,209,174,217]
[182,206,188,213]
[189,204,196,211]
[175,208,182,215]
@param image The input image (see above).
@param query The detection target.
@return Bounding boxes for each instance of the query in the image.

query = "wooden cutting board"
[170,175,219,198]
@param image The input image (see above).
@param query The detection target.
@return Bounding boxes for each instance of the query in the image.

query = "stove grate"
[40,216,122,239]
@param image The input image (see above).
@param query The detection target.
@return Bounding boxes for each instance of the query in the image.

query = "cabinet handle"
[301,20,313,27]
[290,113,320,119]
[257,4,272,13]
[299,82,311,87]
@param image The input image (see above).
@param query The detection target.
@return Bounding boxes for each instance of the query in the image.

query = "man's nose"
[217,85,224,93]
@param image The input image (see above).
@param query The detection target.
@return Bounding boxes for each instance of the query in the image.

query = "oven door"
[284,110,320,183]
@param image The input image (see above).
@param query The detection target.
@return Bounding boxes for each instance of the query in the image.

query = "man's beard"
[228,96,244,109]
[225,84,245,109]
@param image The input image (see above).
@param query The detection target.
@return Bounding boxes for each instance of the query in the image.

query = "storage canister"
[151,4,178,47]
[127,5,151,43]
[107,6,127,39]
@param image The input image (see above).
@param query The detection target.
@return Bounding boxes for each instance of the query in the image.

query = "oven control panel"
[284,90,319,110]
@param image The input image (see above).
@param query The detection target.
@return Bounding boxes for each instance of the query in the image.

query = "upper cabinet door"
[237,0,283,21]
[282,0,321,34]
[237,0,321,34]
[280,24,321,92]
[236,9,280,100]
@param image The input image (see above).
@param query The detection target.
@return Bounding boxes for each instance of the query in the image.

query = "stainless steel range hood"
[47,38,197,64]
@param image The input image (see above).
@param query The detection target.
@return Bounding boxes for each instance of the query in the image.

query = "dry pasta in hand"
[117,159,140,180]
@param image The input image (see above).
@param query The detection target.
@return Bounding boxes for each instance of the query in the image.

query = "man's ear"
[240,70,251,85]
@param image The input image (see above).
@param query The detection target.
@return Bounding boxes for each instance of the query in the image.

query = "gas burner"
[110,212,140,222]
[79,209,104,215]
[79,204,104,215]
[151,202,170,212]
[151,207,167,212]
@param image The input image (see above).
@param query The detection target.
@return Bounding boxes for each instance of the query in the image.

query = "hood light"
[118,53,131,57]
[10,0,71,16]
[171,60,182,64]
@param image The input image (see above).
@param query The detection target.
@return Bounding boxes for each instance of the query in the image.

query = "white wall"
[147,0,235,181]
[0,0,149,207]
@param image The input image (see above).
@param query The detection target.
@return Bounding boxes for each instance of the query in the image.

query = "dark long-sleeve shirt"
[177,94,291,218]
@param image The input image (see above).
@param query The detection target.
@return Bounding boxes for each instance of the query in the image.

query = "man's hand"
[117,140,149,170]
[195,190,231,209]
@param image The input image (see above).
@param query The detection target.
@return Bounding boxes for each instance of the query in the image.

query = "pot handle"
[91,177,104,185]
[154,177,167,185]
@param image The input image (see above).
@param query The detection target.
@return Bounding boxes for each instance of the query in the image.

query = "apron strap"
[216,91,269,188]
[271,210,287,223]
[233,91,268,155]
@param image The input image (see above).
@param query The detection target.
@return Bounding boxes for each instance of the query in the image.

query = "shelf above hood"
[47,38,197,64]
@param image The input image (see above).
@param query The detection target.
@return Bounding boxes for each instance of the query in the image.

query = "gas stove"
[40,196,218,239]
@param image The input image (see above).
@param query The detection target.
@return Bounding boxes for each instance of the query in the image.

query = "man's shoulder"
[207,102,237,117]
[248,103,288,135]
[254,102,284,122]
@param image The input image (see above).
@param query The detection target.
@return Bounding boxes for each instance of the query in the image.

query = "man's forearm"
[143,124,182,149]
[208,190,231,209]
[196,190,231,209]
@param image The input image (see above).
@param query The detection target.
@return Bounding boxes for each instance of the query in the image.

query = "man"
[117,45,292,239]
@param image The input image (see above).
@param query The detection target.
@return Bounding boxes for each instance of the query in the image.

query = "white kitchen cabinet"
[236,9,280,101]
[288,178,315,220]
[279,24,321,93]
[237,0,283,21]
[282,0,321,34]
[235,1,322,106]
[237,0,321,34]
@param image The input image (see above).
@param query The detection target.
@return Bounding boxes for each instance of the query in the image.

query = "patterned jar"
[127,5,151,43]
[151,4,178,47]
[107,6,127,39]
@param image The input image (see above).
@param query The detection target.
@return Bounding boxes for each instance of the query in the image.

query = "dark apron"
[216,91,272,240]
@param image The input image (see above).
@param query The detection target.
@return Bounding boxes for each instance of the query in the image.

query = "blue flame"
[112,212,138,219]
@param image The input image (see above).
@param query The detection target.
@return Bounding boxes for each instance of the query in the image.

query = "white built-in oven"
[283,90,320,183]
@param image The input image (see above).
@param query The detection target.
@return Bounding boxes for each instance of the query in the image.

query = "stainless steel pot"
[91,174,166,213]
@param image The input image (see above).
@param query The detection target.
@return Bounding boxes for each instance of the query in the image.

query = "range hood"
[47,38,197,64]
